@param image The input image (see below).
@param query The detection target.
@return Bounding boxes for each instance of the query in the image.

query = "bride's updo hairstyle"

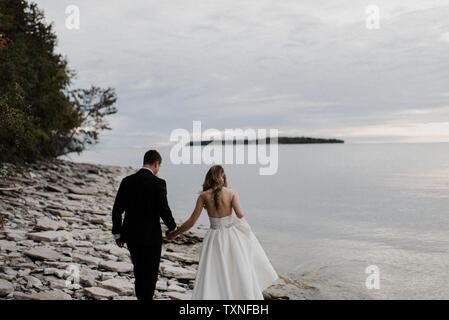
[202,165,228,210]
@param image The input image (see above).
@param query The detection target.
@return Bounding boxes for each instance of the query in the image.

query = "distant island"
[187,137,344,146]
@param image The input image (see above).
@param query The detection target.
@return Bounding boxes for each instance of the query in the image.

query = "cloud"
[35,0,449,146]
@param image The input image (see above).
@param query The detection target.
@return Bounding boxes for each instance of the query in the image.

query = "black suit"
[112,168,177,300]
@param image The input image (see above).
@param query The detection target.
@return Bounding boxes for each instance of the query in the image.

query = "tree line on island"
[0,0,118,164]
[187,137,344,146]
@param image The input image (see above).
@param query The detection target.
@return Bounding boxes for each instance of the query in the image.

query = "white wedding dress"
[191,213,278,300]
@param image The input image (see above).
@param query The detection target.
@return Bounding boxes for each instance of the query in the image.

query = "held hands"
[166,228,179,241]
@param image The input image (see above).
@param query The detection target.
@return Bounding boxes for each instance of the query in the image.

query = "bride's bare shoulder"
[199,190,209,199]
[222,187,237,196]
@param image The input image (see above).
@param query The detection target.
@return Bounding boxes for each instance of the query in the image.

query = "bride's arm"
[169,195,203,239]
[231,191,245,219]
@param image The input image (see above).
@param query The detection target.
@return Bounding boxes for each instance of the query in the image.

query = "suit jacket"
[111,168,177,245]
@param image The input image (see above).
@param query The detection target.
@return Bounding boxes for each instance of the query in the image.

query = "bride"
[167,165,278,299]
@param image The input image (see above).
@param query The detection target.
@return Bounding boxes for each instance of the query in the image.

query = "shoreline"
[0,159,314,300]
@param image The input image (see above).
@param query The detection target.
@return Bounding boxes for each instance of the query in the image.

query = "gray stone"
[2,266,17,276]
[99,278,134,296]
[18,269,31,277]
[36,217,66,231]
[156,279,168,291]
[24,275,43,289]
[162,251,199,264]
[99,261,133,273]
[0,240,16,251]
[47,276,69,289]
[24,247,65,261]
[79,267,99,287]
[72,253,102,266]
[6,230,27,241]
[46,185,66,193]
[87,209,108,216]
[28,231,72,242]
[67,193,91,201]
[44,268,66,279]
[113,295,137,300]
[84,287,118,300]
[80,275,96,287]
[164,291,192,300]
[0,274,15,281]
[100,272,117,281]
[96,243,129,256]
[0,279,14,296]
[167,283,187,293]
[15,289,72,300]
[68,186,98,196]
[161,266,196,280]
[46,208,74,217]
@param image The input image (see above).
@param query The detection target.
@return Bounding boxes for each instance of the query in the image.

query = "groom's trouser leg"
[128,242,162,300]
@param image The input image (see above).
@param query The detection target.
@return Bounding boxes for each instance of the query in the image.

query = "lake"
[63,143,449,299]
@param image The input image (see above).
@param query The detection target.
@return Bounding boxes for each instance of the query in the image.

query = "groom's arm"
[155,179,177,232]
[112,179,126,237]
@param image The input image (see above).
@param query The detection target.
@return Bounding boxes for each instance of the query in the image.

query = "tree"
[0,83,40,163]
[0,0,117,163]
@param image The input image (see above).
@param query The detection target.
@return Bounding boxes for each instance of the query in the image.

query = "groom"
[111,150,177,300]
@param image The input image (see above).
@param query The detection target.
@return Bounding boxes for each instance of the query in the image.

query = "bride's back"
[201,187,234,218]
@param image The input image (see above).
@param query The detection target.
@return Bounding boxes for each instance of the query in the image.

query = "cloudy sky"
[35,0,449,148]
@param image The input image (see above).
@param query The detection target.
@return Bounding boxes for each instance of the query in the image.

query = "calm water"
[64,143,449,299]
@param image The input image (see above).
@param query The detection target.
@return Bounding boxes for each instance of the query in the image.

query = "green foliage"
[0,84,42,163]
[0,0,117,163]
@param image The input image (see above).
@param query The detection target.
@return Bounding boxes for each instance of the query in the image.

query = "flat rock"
[84,287,118,300]
[156,279,168,291]
[68,186,98,196]
[24,275,43,289]
[67,193,91,201]
[100,278,134,295]
[99,261,133,273]
[164,291,192,300]
[36,217,66,231]
[262,287,291,300]
[44,268,66,279]
[46,208,74,217]
[167,283,187,293]
[162,251,199,264]
[87,209,108,216]
[113,295,137,300]
[72,253,102,266]
[15,290,72,300]
[0,273,15,281]
[24,247,64,261]
[46,185,66,193]
[0,240,16,251]
[161,266,196,280]
[0,279,14,297]
[28,231,72,242]
[90,216,108,225]
[97,243,129,256]
[79,267,100,287]
[47,276,68,289]
[6,230,27,241]
[100,272,117,281]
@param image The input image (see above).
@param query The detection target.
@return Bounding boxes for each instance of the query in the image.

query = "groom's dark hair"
[143,150,162,165]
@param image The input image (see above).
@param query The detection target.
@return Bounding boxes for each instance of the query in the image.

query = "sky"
[34,0,449,148]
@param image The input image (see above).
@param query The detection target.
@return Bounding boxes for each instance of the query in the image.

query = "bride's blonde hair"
[202,165,228,210]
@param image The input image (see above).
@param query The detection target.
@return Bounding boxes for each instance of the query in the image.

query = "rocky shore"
[0,160,313,300]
